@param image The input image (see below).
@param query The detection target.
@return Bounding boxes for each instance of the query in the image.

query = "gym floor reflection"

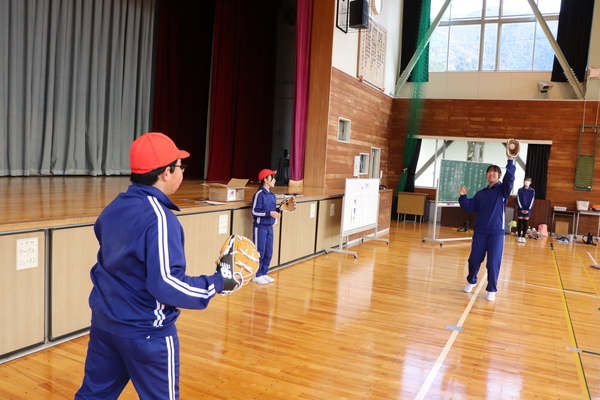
[2,222,599,399]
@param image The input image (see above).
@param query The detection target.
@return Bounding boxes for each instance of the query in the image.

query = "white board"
[341,178,380,236]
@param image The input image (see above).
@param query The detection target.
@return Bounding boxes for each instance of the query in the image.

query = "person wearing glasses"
[75,132,230,400]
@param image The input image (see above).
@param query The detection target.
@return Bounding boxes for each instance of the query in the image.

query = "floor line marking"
[567,346,600,357]
[550,243,591,399]
[414,274,486,400]
[500,279,597,297]
[578,252,600,296]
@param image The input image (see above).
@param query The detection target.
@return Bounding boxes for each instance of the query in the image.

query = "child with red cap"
[75,132,239,400]
[251,168,280,284]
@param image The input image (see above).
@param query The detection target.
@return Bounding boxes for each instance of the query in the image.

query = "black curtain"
[525,144,551,200]
[550,0,595,82]
[400,0,430,82]
[404,139,422,192]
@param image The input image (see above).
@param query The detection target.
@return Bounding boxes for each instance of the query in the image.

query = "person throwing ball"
[458,154,516,301]
[75,132,244,400]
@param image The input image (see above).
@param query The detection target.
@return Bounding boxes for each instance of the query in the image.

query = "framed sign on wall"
[358,18,387,90]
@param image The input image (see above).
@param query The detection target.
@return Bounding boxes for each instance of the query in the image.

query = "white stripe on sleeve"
[147,196,216,298]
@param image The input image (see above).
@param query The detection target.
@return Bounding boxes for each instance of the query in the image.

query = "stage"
[0,176,345,232]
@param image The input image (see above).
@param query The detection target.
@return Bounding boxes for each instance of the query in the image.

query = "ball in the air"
[509,143,516,150]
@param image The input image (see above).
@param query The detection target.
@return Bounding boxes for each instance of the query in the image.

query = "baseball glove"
[506,138,520,157]
[280,196,297,212]
[215,235,260,295]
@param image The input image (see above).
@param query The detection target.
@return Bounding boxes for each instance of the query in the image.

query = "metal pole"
[526,0,585,99]
[395,0,452,96]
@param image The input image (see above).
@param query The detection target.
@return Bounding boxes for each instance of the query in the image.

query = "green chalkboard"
[438,160,490,202]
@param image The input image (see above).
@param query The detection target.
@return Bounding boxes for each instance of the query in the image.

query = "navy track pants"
[75,325,179,400]
[253,224,274,277]
[466,233,505,293]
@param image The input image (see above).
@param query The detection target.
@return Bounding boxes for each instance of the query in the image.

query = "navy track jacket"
[251,186,280,226]
[516,186,535,213]
[88,183,224,338]
[458,160,516,235]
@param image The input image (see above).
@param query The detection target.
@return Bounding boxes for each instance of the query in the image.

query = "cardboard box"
[554,221,570,235]
[207,179,248,202]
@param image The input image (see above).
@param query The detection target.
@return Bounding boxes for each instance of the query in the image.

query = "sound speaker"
[349,0,369,29]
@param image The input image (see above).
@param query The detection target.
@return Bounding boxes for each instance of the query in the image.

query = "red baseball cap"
[130,132,190,174]
[258,169,277,181]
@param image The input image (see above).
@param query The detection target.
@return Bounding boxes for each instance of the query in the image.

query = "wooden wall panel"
[51,226,96,339]
[179,212,232,276]
[326,68,394,189]
[388,98,600,212]
[326,70,600,227]
[232,208,253,238]
[279,201,317,264]
[575,213,600,237]
[0,231,45,356]
[303,0,335,187]
[316,198,343,252]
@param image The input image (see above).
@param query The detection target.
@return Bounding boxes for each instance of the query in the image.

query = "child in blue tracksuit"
[516,177,535,242]
[75,132,238,400]
[251,169,281,284]
[458,156,515,301]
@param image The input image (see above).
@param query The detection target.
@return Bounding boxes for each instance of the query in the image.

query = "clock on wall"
[372,0,382,15]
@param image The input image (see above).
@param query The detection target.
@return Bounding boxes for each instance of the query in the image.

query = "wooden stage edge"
[0,176,347,233]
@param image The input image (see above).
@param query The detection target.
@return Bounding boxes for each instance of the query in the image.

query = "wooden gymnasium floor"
[2,219,600,399]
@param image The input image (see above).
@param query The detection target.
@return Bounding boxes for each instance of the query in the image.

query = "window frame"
[430,0,559,72]
[337,117,351,143]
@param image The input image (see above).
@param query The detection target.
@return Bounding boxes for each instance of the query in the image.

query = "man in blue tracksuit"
[458,156,515,301]
[516,177,535,243]
[75,132,238,400]
[251,169,281,284]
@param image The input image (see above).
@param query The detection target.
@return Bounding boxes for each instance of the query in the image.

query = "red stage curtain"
[289,0,313,182]
[207,0,278,181]
[152,0,216,179]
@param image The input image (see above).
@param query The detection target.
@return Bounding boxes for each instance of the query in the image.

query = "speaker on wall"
[349,0,369,30]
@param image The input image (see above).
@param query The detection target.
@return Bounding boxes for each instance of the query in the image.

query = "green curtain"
[396,0,430,195]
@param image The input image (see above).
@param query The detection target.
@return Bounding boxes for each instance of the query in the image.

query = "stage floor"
[0,176,344,232]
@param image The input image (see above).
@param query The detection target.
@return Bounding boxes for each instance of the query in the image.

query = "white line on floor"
[414,274,486,400]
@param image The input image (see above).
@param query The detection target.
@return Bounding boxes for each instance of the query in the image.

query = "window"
[467,141,485,162]
[338,118,351,142]
[370,147,381,179]
[430,0,560,72]
[359,153,369,175]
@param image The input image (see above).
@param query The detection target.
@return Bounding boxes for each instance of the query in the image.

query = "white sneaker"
[263,275,275,283]
[464,283,475,293]
[487,291,496,301]
[252,276,268,285]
